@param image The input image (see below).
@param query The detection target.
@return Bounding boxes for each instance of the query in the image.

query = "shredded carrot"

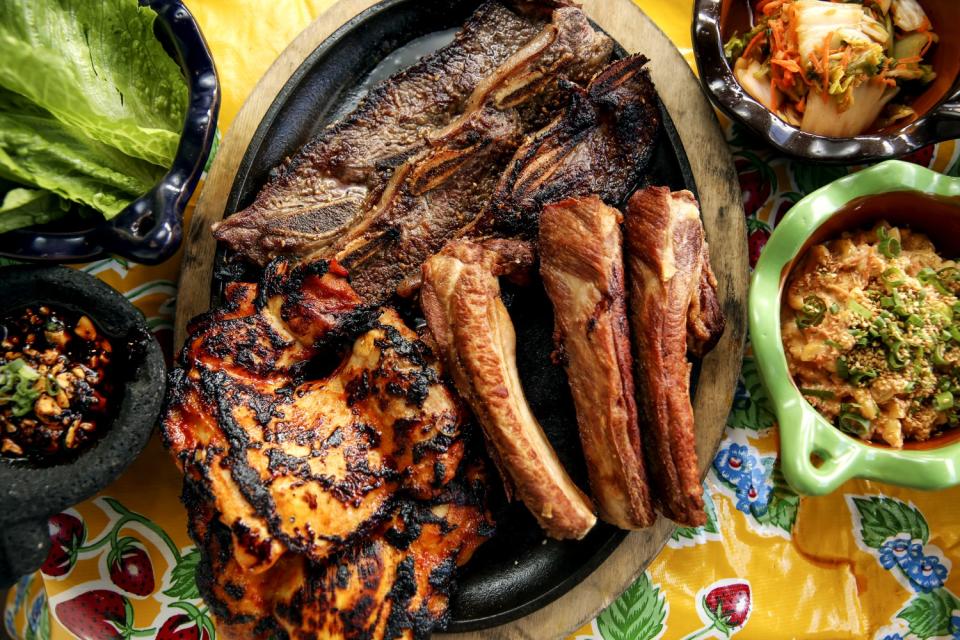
[897,56,923,65]
[920,32,934,58]
[771,58,801,73]
[762,0,784,17]
[796,95,806,113]
[742,29,767,60]
[820,34,832,97]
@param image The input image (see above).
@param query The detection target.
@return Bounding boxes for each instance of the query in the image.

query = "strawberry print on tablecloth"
[6,1,960,638]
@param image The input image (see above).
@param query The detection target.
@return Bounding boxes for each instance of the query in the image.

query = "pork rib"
[539,196,654,529]
[214,1,612,266]
[471,53,662,238]
[421,239,597,540]
[623,187,724,527]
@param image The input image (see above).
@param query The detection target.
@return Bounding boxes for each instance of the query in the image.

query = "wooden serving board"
[174,0,749,637]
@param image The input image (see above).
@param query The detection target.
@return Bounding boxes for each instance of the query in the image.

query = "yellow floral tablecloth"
[6,1,960,639]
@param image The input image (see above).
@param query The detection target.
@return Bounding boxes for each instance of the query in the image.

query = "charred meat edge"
[421,239,597,540]
[539,195,655,529]
[623,187,724,527]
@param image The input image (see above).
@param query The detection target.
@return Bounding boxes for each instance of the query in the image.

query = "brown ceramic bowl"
[693,0,960,163]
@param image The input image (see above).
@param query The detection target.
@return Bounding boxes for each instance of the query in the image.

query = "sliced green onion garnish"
[938,266,959,283]
[887,341,909,370]
[800,387,835,400]
[838,404,871,438]
[836,356,850,379]
[850,368,878,386]
[824,339,844,350]
[879,236,901,258]
[919,267,950,294]
[907,314,924,327]
[829,302,841,315]
[932,343,949,366]
[796,295,827,329]
[934,391,954,412]
[881,267,905,287]
[849,299,873,319]
[949,325,960,343]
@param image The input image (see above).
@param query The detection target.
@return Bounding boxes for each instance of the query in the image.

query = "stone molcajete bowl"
[0,266,165,588]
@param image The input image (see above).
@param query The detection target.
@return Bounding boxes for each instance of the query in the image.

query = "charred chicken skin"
[421,239,597,540]
[623,187,725,527]
[162,259,493,639]
[539,196,655,530]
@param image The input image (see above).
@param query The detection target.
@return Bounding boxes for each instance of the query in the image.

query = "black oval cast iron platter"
[214,0,699,631]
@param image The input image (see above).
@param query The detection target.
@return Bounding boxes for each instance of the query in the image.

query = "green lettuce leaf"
[0,0,188,167]
[0,90,162,219]
[0,188,70,234]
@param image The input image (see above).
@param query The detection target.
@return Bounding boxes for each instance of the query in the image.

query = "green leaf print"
[163,547,202,600]
[597,572,667,640]
[790,163,848,196]
[727,357,776,432]
[753,463,799,532]
[852,496,929,549]
[896,588,960,639]
[672,488,719,542]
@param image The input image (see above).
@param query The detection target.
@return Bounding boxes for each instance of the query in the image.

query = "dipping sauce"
[782,222,960,448]
[0,306,114,460]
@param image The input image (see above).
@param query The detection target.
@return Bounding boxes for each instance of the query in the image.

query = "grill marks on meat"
[162,259,493,638]
[623,187,724,527]
[421,240,597,540]
[539,196,654,529]
[187,468,492,640]
[214,1,612,268]
[212,1,545,264]
[472,54,661,238]
[320,6,613,305]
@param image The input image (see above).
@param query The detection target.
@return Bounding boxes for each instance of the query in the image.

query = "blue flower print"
[735,466,772,517]
[881,635,905,640]
[950,610,960,639]
[27,593,45,632]
[714,443,753,485]
[904,555,948,593]
[4,610,14,639]
[878,534,912,569]
[13,574,30,612]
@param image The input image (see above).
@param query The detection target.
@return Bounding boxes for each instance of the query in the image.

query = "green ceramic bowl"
[750,160,960,496]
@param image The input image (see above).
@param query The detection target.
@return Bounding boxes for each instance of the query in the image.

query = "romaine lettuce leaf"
[0,188,70,234]
[0,90,162,219]
[0,0,188,167]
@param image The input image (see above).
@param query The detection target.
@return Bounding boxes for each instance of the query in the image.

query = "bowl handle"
[928,90,960,143]
[782,408,862,495]
[0,518,50,589]
[95,183,186,265]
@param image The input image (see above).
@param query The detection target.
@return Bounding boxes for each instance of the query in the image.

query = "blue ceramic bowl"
[0,0,220,265]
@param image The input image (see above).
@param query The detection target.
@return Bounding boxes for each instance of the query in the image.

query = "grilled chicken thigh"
[539,196,654,529]
[421,239,597,540]
[623,187,724,527]
[162,259,492,639]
